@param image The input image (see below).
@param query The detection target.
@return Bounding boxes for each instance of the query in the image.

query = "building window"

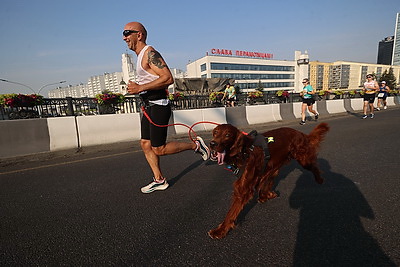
[200,63,206,72]
[210,63,295,72]
[236,82,294,90]
[360,66,368,86]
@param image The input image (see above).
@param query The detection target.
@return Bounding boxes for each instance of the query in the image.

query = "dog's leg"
[257,169,279,203]
[299,159,323,184]
[208,168,257,239]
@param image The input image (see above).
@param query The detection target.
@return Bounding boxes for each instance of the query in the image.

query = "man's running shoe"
[362,114,367,119]
[195,136,210,161]
[141,178,169,193]
[384,106,387,110]
[299,120,306,125]
[315,113,319,120]
[370,113,374,119]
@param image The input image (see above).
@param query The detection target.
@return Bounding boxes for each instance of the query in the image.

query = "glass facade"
[210,63,295,72]
[200,63,206,72]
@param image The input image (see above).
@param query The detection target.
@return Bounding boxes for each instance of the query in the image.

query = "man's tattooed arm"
[148,50,167,69]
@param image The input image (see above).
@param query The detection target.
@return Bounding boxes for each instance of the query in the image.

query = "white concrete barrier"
[326,99,346,114]
[48,117,79,151]
[172,108,227,134]
[172,109,205,134]
[3,97,399,159]
[76,113,141,146]
[293,102,322,118]
[246,104,281,124]
[201,108,227,131]
[350,98,364,111]
[386,96,395,106]
[292,102,303,118]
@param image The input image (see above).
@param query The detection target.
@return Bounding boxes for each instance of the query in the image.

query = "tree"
[379,68,397,89]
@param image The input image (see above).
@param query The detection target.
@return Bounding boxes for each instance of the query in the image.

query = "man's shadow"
[289,158,395,266]
[168,159,204,187]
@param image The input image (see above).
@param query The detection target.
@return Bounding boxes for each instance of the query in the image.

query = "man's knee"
[141,139,152,151]
[152,145,166,156]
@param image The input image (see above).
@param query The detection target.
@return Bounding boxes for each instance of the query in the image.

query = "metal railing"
[0,91,370,120]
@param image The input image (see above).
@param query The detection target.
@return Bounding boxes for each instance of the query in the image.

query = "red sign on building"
[210,48,273,59]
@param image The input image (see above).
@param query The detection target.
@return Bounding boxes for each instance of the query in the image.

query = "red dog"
[208,123,329,239]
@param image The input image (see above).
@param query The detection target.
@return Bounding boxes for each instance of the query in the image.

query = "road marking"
[0,150,138,176]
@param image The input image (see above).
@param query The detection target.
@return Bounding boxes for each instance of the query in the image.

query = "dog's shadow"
[235,160,304,225]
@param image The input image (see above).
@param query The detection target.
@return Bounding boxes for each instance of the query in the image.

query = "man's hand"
[127,81,142,94]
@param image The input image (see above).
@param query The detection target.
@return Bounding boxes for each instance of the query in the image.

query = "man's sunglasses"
[123,30,139,37]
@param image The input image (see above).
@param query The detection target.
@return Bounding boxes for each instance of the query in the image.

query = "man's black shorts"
[363,94,376,103]
[141,104,172,147]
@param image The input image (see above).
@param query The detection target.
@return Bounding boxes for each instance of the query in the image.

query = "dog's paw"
[208,227,228,239]
[258,191,278,203]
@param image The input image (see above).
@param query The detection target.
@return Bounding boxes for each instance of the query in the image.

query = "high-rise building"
[121,53,136,83]
[392,12,400,65]
[377,36,394,65]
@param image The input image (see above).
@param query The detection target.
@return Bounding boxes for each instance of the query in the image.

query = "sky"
[0,0,399,95]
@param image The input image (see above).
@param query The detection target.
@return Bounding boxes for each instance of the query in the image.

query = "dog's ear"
[229,131,245,157]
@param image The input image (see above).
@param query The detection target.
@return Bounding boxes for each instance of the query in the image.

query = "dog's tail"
[308,123,330,149]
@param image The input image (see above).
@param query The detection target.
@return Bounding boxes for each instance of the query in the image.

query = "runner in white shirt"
[123,22,210,193]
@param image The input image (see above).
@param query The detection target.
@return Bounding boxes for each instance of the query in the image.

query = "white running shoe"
[195,136,210,161]
[141,178,169,193]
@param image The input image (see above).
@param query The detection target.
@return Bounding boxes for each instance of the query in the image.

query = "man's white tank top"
[136,45,169,105]
[136,45,159,86]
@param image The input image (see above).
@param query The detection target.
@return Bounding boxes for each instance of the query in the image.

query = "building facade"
[187,49,309,93]
[377,36,394,65]
[49,53,136,98]
[392,12,400,66]
[309,60,400,90]
[48,83,87,98]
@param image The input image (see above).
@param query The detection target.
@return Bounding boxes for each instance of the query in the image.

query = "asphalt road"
[1,108,399,266]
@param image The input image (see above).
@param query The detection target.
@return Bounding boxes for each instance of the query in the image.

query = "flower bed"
[247,90,263,99]
[209,92,224,102]
[168,92,185,101]
[95,92,125,105]
[0,94,44,107]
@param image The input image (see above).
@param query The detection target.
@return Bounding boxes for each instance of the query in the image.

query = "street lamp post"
[37,81,66,95]
[0,78,36,94]
[0,79,66,95]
